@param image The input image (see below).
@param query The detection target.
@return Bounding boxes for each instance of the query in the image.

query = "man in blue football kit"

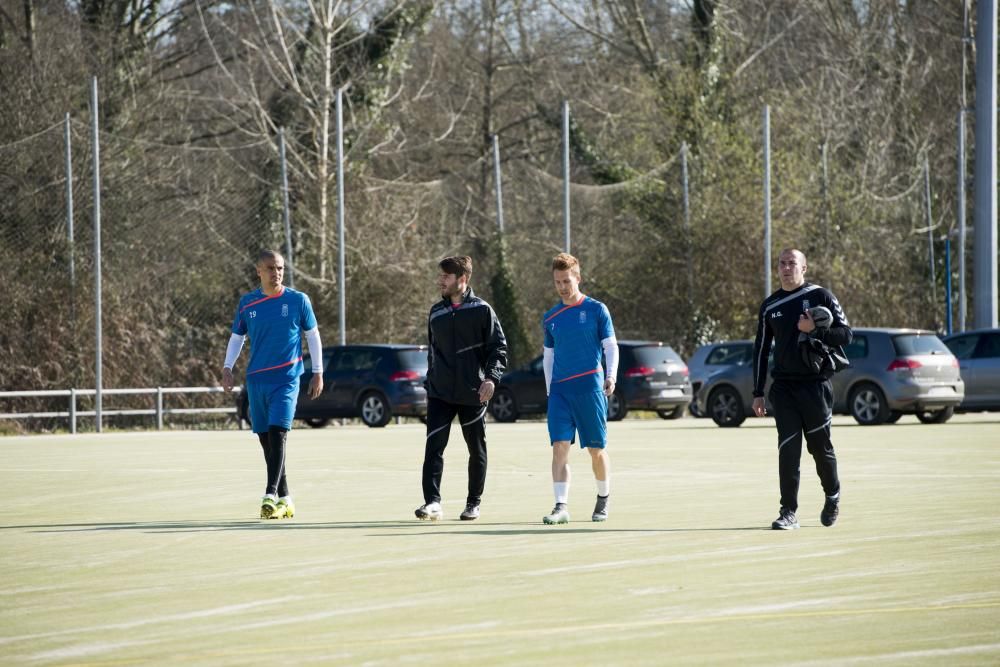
[541,253,619,525]
[222,250,324,519]
[752,248,852,530]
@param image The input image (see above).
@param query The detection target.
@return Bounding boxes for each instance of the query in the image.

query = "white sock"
[596,479,610,497]
[279,495,293,503]
[264,494,277,501]
[554,482,569,504]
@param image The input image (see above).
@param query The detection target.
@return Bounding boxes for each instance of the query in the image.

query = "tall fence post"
[279,127,294,288]
[69,388,77,434]
[336,87,346,345]
[65,113,74,290]
[763,105,772,298]
[91,76,103,433]
[493,134,504,233]
[958,109,968,332]
[924,156,937,317]
[945,236,953,335]
[156,387,164,430]
[562,100,570,253]
[681,142,693,309]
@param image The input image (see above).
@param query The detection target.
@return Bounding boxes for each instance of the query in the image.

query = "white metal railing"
[0,386,242,433]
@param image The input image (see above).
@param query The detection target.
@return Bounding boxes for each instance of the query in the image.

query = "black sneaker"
[821,496,840,527]
[460,503,480,521]
[592,495,609,522]
[771,507,799,530]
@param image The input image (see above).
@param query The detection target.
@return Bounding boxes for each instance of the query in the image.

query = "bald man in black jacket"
[752,249,852,530]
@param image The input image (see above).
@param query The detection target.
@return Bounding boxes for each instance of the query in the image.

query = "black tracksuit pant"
[769,378,840,512]
[421,396,488,506]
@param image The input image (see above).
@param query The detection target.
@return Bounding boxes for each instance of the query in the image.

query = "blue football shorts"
[248,377,300,433]
[547,389,608,448]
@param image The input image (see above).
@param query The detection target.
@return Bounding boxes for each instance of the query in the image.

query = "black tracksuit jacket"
[752,282,853,397]
[426,287,508,406]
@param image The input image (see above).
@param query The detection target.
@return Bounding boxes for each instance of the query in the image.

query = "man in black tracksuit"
[415,256,507,522]
[752,248,852,530]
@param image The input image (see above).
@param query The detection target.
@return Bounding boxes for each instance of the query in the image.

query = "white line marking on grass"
[236,599,426,631]
[29,639,153,661]
[0,596,302,645]
[786,642,1000,665]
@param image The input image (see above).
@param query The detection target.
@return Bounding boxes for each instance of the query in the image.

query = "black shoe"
[460,503,480,521]
[821,496,840,527]
[771,507,799,530]
[592,495,609,522]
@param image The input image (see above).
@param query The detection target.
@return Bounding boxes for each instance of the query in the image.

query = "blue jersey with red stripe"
[231,286,317,384]
[543,296,614,395]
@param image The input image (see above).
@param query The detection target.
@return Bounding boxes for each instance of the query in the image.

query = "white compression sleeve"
[304,327,323,373]
[224,333,245,370]
[543,346,554,395]
[602,337,619,381]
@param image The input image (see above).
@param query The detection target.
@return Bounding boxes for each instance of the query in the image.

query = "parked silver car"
[696,328,965,427]
[940,328,1000,411]
[686,340,753,417]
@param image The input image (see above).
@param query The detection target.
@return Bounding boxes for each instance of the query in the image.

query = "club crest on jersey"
[579,311,587,324]
[282,304,289,317]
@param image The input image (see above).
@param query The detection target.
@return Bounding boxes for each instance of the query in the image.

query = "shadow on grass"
[3,520,773,535]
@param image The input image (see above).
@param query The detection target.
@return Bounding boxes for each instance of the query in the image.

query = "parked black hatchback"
[238,344,427,428]
[489,340,691,422]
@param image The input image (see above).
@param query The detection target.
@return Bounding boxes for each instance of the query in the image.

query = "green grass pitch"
[2,414,999,665]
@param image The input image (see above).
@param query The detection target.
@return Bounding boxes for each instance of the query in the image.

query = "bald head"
[778,248,807,291]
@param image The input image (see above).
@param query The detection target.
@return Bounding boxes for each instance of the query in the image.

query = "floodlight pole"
[973,0,998,328]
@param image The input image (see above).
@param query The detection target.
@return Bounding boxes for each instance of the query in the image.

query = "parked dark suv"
[238,344,427,428]
[489,340,692,422]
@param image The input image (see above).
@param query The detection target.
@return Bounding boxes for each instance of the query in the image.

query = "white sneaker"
[415,502,443,521]
[543,503,570,525]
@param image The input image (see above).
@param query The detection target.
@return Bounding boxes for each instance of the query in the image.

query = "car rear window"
[394,349,428,370]
[845,336,868,360]
[892,334,951,356]
[626,345,683,364]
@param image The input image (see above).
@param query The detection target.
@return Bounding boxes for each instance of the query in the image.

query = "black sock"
[265,426,287,497]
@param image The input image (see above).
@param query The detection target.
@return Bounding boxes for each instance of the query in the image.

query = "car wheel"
[657,405,685,420]
[607,393,628,421]
[849,383,889,425]
[489,388,518,423]
[885,411,903,424]
[359,392,391,428]
[304,417,330,428]
[708,386,745,427]
[916,405,955,424]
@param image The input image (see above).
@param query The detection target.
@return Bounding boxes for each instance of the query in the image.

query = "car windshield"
[892,334,951,356]
[628,345,683,364]
[394,348,428,370]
